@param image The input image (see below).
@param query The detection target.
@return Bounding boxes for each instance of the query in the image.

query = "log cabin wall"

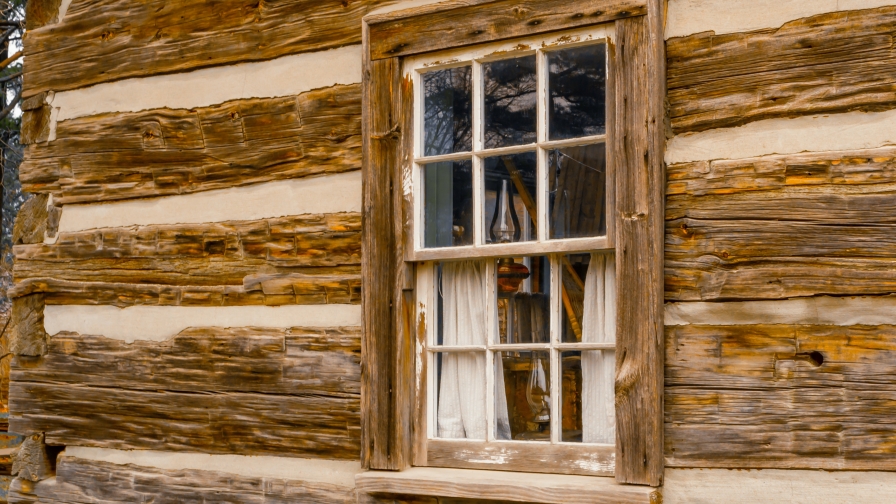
[663,0,896,501]
[6,0,413,501]
[6,0,896,502]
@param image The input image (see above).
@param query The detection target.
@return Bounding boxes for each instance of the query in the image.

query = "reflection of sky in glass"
[423,67,473,156]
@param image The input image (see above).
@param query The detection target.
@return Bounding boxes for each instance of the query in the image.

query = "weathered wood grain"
[8,296,46,358]
[356,467,659,504]
[666,324,896,469]
[21,85,361,204]
[613,13,664,486]
[12,213,361,307]
[22,0,396,96]
[10,327,362,459]
[10,434,52,483]
[24,0,61,30]
[427,440,614,478]
[9,457,354,504]
[11,195,48,246]
[366,0,647,60]
[14,327,361,396]
[20,93,51,146]
[666,149,896,301]
[667,6,896,134]
[362,50,410,470]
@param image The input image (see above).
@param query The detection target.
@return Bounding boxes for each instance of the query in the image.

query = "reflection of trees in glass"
[424,67,472,156]
[484,56,537,149]
[549,45,607,140]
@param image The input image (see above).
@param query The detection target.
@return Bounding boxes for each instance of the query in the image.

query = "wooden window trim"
[361,0,665,487]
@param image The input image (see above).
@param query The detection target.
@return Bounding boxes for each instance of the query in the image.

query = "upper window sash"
[404,26,615,262]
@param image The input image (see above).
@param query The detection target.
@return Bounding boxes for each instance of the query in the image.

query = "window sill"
[355,467,660,504]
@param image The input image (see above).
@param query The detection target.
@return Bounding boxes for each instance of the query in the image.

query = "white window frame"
[405,24,616,263]
[405,24,618,461]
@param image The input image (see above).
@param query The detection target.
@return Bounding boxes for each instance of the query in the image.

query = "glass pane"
[548,44,607,141]
[561,252,615,344]
[548,144,607,239]
[436,351,487,440]
[561,351,582,442]
[496,350,551,441]
[436,260,489,347]
[483,152,537,244]
[496,255,550,345]
[564,350,614,444]
[423,66,473,156]
[424,160,474,248]
[560,254,589,343]
[483,56,537,149]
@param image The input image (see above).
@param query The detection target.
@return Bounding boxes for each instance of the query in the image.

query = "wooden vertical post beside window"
[613,5,665,487]
[362,20,414,471]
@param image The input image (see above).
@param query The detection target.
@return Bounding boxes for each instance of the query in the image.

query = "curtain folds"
[582,252,616,444]
[438,260,511,439]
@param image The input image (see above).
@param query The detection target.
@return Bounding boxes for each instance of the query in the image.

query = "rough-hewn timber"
[8,457,354,503]
[613,12,665,486]
[666,148,896,301]
[22,0,396,97]
[356,467,660,504]
[666,324,896,470]
[366,0,647,60]
[667,6,896,134]
[8,296,47,357]
[21,85,361,204]
[20,93,51,146]
[10,327,362,459]
[12,194,48,247]
[10,434,52,483]
[24,0,62,30]
[426,440,614,478]
[12,213,361,307]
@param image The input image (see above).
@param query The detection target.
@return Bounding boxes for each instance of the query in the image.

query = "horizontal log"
[665,149,896,301]
[21,85,360,204]
[22,0,392,96]
[14,327,361,396]
[666,324,896,470]
[666,147,896,199]
[667,6,896,134]
[666,218,896,301]
[12,213,361,307]
[8,457,354,503]
[10,327,362,459]
[367,0,646,60]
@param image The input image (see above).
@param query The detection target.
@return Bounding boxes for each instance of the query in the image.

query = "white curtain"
[582,252,616,444]
[438,261,511,439]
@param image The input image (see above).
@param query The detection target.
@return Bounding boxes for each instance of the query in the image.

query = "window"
[407,27,618,474]
[362,0,664,487]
